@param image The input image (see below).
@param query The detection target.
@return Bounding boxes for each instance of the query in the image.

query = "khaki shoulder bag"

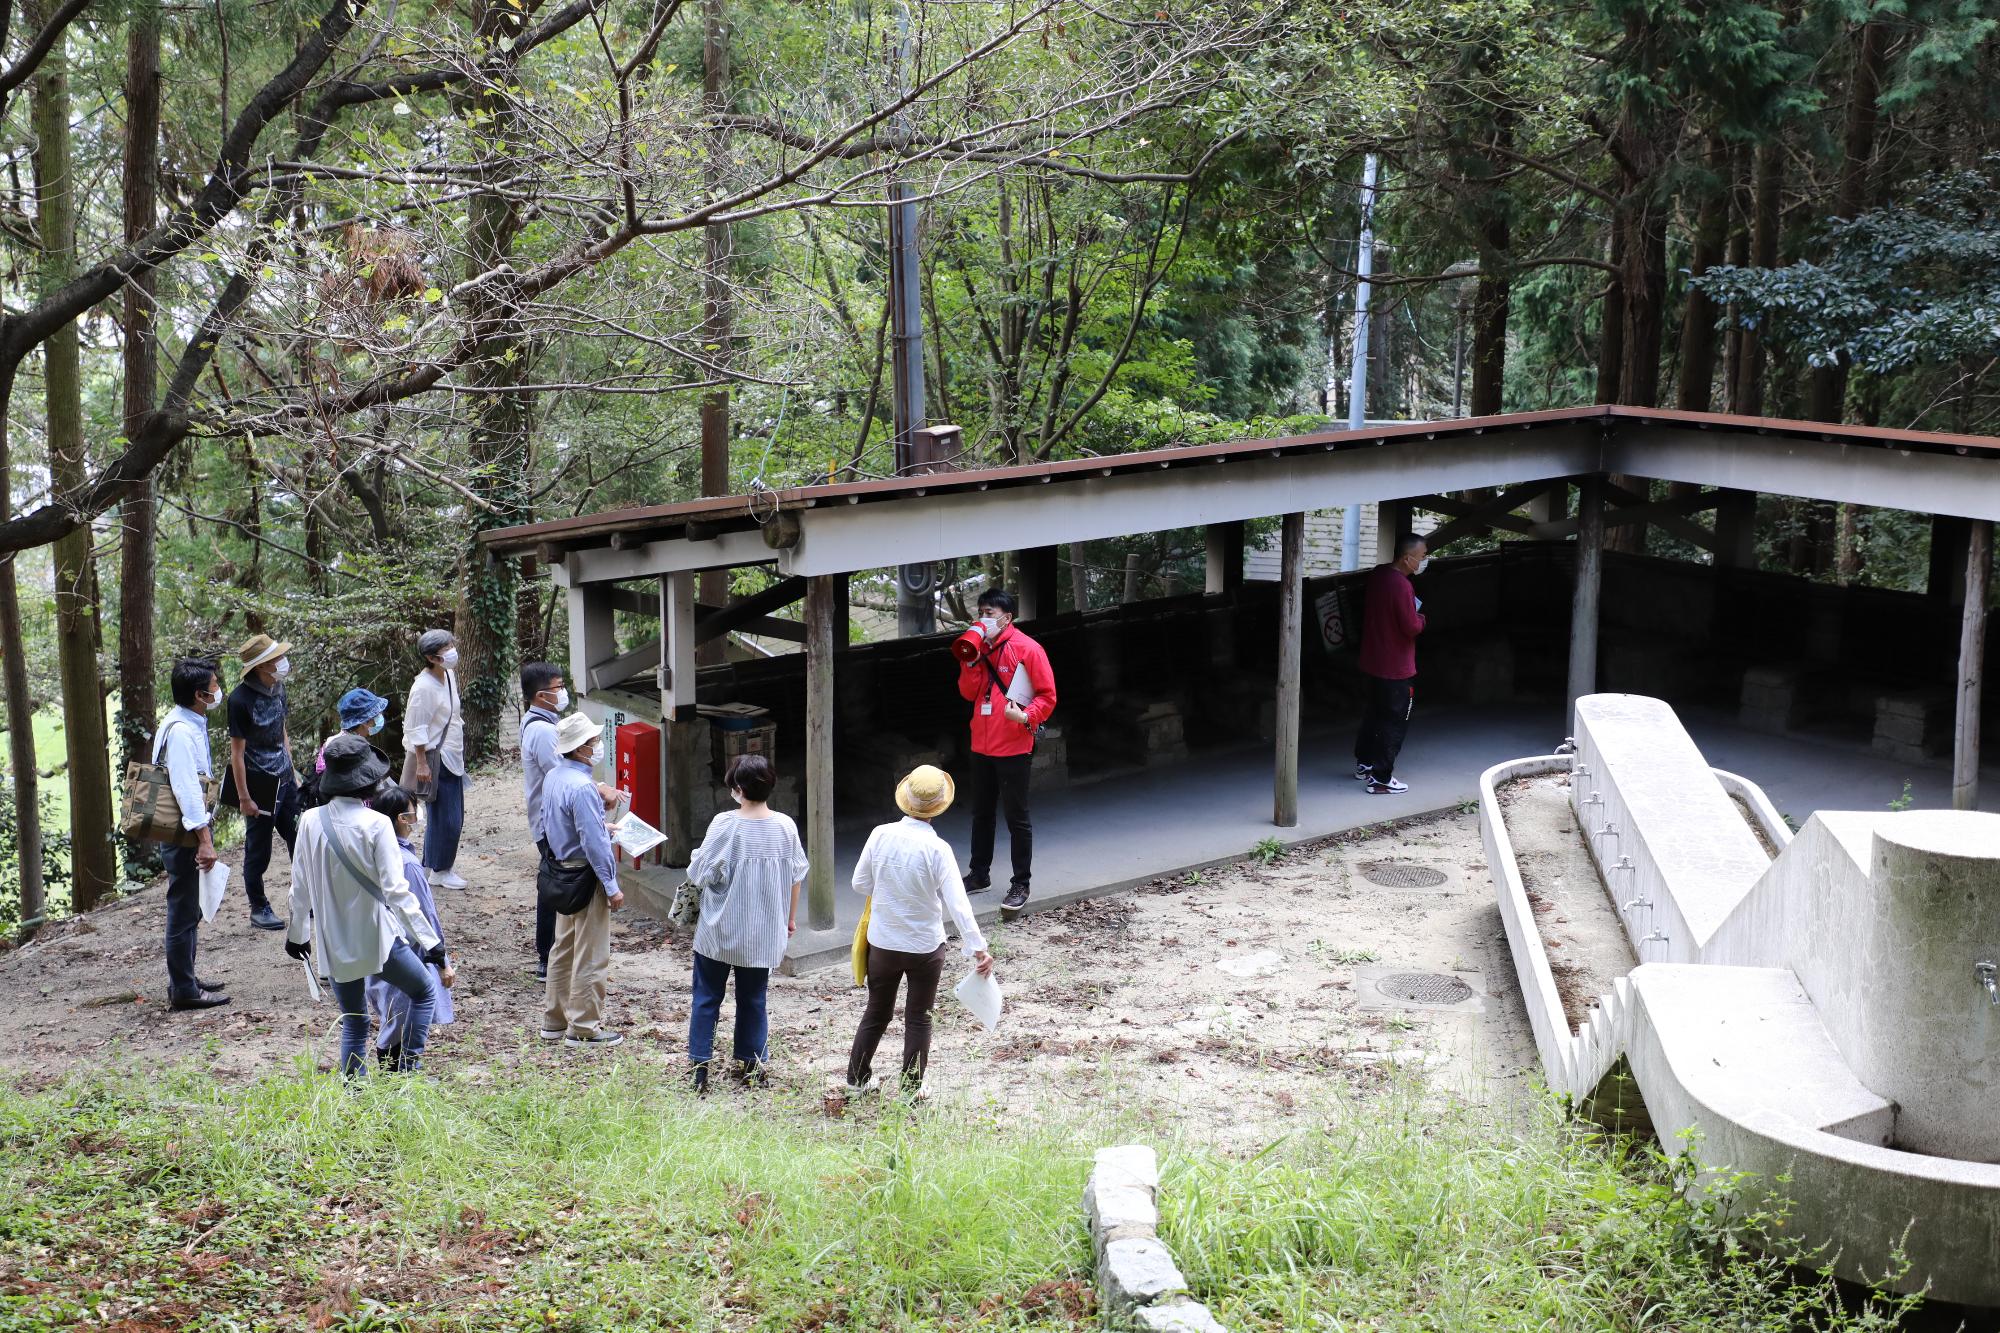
[122,719,218,848]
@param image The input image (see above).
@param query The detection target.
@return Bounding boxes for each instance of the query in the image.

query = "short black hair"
[976,588,1016,617]
[521,661,563,706]
[724,753,776,802]
[369,782,415,823]
[1395,533,1428,561]
[170,657,220,707]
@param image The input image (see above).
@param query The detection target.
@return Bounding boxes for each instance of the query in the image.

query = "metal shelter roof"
[482,406,2000,585]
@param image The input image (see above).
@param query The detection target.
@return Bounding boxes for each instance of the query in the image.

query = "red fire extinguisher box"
[614,722,662,831]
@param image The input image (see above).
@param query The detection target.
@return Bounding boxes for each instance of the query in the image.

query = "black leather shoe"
[249,906,285,931]
[197,976,226,992]
[963,872,991,893]
[169,993,231,1012]
[1000,885,1029,919]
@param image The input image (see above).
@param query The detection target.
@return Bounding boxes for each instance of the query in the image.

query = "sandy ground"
[1,770,1558,1142]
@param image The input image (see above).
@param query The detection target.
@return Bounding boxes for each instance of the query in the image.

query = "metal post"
[1340,154,1378,574]
[888,5,933,637]
[1568,475,1604,725]
[805,574,837,927]
[1955,519,1991,811]
[1275,511,1304,827]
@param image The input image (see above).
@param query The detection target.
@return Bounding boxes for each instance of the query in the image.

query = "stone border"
[1084,1145,1230,1332]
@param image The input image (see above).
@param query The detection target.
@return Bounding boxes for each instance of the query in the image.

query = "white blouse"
[853,816,988,958]
[403,669,465,776]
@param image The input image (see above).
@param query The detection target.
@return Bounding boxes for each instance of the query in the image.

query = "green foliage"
[1250,836,1284,864]
[0,1064,1097,1330]
[1163,1092,1924,1330]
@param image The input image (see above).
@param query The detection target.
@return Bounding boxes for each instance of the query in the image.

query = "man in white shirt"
[518,660,568,978]
[846,766,994,1096]
[159,657,229,1012]
[404,628,467,889]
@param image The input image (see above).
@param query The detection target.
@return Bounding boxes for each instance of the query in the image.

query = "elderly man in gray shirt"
[157,657,229,1011]
[538,712,627,1047]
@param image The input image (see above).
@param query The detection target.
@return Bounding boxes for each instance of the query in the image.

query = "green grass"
[1160,1088,1923,1332]
[0,1067,1934,1333]
[0,1063,1099,1331]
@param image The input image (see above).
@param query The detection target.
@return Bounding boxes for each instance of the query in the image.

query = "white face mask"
[978,615,1002,638]
[547,687,570,712]
[439,648,460,670]
[196,688,219,713]
[272,657,292,680]
[1415,557,1430,575]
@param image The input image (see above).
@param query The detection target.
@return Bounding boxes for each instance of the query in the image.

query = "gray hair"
[418,628,456,659]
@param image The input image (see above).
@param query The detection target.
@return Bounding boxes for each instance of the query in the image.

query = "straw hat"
[554,711,600,755]
[236,633,291,673]
[895,764,955,819]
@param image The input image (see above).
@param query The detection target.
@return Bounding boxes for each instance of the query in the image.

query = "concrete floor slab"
[619,701,1998,971]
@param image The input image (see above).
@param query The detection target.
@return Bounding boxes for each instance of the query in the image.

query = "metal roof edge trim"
[480,405,1998,556]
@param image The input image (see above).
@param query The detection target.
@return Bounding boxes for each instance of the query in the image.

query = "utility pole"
[1340,154,1378,574]
[889,4,935,636]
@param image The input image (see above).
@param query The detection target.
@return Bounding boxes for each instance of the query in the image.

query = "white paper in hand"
[301,959,322,1003]
[198,862,231,923]
[953,967,1004,1033]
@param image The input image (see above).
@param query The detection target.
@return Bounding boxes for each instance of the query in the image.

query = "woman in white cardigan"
[286,734,443,1075]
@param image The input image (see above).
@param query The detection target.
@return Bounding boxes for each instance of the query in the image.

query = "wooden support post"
[1017,547,1060,622]
[1204,522,1244,595]
[1568,475,1604,726]
[1931,515,1971,602]
[659,571,700,868]
[832,573,851,648]
[1274,512,1304,828]
[567,580,616,699]
[1954,519,1990,812]
[1713,488,1758,569]
[805,574,837,929]
[1528,481,1567,526]
[1374,500,1411,566]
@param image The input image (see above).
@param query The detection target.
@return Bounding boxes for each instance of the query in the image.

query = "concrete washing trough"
[1480,694,2000,1306]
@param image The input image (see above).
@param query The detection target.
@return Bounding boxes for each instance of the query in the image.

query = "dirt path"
[0,771,1542,1141]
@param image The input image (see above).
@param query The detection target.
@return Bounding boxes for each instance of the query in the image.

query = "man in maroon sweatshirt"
[1353,534,1428,795]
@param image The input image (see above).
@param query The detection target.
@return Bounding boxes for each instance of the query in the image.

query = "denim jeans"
[242,775,298,911]
[687,951,771,1067]
[329,938,436,1076]
[161,843,203,1002]
[424,767,464,874]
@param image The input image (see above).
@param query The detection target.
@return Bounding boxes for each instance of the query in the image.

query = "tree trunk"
[0,363,44,934]
[1618,194,1667,409]
[34,7,117,911]
[1734,140,1781,416]
[1807,18,1885,426]
[1723,142,1751,411]
[1675,134,1728,413]
[696,0,732,665]
[453,0,532,762]
[116,0,163,881]
[1595,220,1625,408]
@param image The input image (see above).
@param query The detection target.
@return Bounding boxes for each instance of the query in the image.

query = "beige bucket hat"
[895,764,955,819]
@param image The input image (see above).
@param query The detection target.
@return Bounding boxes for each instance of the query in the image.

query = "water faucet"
[1623,897,1651,912]
[1611,855,1634,873]
[1978,961,1999,1009]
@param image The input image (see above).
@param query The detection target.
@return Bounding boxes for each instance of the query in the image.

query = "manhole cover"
[1376,972,1476,1006]
[1360,861,1450,889]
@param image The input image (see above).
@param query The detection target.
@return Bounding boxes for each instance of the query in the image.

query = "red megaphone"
[952,628,985,665]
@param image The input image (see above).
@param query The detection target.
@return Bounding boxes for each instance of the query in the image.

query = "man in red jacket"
[956,589,1058,917]
[1353,534,1428,795]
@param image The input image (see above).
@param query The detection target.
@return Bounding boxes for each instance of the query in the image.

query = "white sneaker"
[845,1076,881,1096]
[538,1028,567,1041]
[433,870,468,890]
[1366,777,1409,795]
[566,1030,624,1048]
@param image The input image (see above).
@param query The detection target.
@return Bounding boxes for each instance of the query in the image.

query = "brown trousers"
[846,942,948,1088]
[542,889,611,1038]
